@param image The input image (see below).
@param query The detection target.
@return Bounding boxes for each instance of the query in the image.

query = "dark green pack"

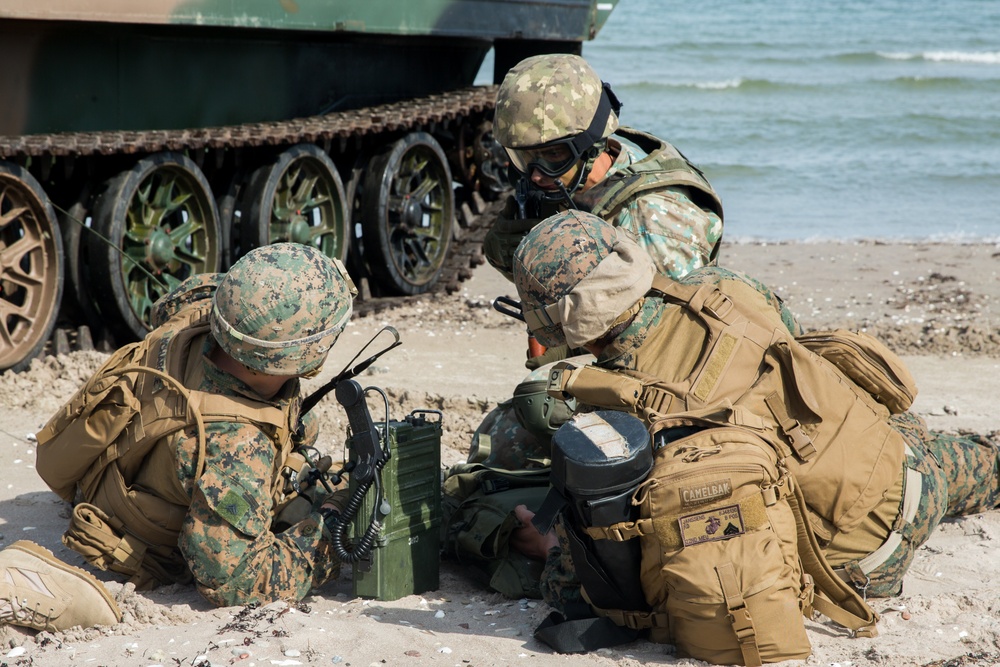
[349,410,443,601]
[441,463,552,599]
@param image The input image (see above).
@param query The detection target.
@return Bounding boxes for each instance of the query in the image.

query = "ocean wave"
[621,78,796,92]
[878,50,1000,64]
[726,233,1000,245]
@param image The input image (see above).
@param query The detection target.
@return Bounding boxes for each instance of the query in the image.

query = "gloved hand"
[483,196,544,281]
[525,343,572,370]
[319,488,353,532]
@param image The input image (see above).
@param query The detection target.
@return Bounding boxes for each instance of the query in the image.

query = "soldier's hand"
[510,504,558,560]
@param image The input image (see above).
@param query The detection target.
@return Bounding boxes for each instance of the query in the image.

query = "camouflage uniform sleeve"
[615,188,723,281]
[176,422,335,607]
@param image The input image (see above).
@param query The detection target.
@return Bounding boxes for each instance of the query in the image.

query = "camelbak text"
[679,479,733,508]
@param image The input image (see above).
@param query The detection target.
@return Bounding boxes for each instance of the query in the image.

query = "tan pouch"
[63,502,185,590]
[796,329,917,414]
[547,362,645,410]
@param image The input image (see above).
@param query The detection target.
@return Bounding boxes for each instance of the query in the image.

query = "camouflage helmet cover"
[211,243,355,376]
[493,53,619,150]
[513,210,655,348]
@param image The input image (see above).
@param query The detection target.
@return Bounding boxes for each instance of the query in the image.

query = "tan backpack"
[796,329,917,414]
[546,275,909,541]
[580,413,877,665]
[35,286,292,587]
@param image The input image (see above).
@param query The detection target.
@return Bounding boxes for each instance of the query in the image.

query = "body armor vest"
[574,127,724,231]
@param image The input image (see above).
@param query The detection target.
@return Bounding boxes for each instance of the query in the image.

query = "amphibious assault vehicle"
[0,0,619,371]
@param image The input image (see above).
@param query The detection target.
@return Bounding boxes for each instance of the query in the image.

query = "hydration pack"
[535,410,877,665]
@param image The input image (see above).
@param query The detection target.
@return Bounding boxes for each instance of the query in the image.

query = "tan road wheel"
[0,161,64,372]
[237,144,349,263]
[88,152,221,344]
[361,132,454,296]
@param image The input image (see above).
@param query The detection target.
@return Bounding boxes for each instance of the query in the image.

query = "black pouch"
[534,410,653,619]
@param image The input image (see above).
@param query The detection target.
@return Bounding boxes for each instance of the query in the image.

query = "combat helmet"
[211,243,356,376]
[493,54,622,200]
[513,210,655,349]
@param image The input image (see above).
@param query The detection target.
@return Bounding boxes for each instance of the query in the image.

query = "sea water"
[479,0,1000,241]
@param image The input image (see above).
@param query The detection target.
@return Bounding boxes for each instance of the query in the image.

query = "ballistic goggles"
[504,82,620,179]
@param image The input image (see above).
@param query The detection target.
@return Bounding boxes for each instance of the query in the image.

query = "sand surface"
[1,239,999,666]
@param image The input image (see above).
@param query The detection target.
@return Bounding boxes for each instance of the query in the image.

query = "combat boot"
[0,540,121,632]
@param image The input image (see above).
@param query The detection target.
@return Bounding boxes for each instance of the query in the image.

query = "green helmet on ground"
[493,54,620,186]
[512,360,579,438]
[211,243,355,376]
[513,210,656,349]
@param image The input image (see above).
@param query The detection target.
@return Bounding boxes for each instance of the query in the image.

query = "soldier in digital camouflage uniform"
[41,243,357,607]
[510,210,1000,613]
[486,52,724,288]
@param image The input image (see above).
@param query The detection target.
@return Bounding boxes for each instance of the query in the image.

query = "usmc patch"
[679,504,745,547]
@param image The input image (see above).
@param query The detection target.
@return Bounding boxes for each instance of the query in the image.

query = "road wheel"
[0,161,64,372]
[361,133,454,295]
[58,186,104,340]
[238,144,349,263]
[88,152,221,344]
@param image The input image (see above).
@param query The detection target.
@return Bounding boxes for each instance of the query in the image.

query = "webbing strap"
[764,392,817,460]
[787,480,879,637]
[717,562,762,667]
[593,604,670,631]
[834,466,923,587]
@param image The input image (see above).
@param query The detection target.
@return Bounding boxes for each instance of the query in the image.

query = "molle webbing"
[584,480,781,550]
[573,127,724,222]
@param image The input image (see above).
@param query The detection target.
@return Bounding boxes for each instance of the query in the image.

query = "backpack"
[34,277,292,587]
[540,410,877,665]
[441,462,552,599]
[795,329,917,414]
[546,275,908,540]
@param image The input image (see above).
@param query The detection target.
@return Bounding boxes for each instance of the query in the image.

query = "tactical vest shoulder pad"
[573,127,723,221]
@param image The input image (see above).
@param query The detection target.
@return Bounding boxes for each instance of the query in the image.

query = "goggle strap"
[567,84,614,160]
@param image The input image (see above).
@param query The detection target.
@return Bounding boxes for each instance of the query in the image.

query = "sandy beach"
[1,239,999,667]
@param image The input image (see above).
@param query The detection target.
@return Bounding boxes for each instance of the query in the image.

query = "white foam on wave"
[924,51,1000,64]
[878,50,1000,64]
[693,78,743,90]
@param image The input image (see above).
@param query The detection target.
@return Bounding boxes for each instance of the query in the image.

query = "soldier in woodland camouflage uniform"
[511,210,1000,612]
[42,243,357,607]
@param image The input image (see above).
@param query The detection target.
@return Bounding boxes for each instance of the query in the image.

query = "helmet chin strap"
[539,142,604,207]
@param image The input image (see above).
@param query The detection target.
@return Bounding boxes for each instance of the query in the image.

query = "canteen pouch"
[542,411,653,613]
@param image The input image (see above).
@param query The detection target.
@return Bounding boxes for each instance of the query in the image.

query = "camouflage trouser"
[850,412,1000,597]
[540,519,585,614]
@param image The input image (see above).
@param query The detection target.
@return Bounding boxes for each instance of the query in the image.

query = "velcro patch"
[217,489,250,527]
[679,504,745,547]
[678,478,733,509]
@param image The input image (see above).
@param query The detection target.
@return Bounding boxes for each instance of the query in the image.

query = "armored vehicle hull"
[0,0,618,371]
